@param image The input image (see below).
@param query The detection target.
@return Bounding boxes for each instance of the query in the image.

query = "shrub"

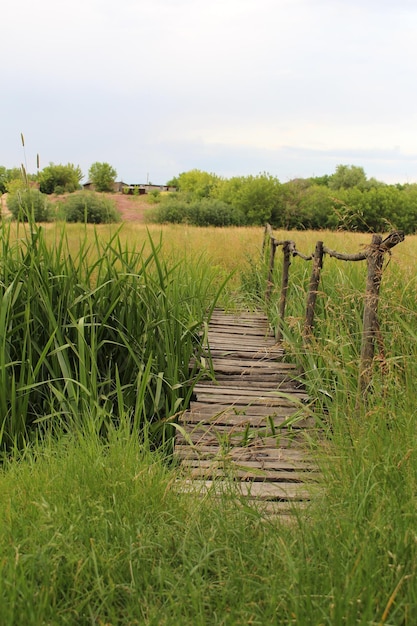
[150,196,191,224]
[188,198,246,226]
[149,196,245,226]
[38,163,83,195]
[147,189,161,203]
[61,191,121,224]
[7,189,52,222]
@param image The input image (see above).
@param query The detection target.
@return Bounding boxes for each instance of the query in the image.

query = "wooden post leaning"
[265,238,277,302]
[303,241,324,343]
[276,241,292,341]
[359,231,404,393]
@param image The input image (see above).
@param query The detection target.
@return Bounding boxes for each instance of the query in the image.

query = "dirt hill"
[0,192,152,223]
[111,194,152,222]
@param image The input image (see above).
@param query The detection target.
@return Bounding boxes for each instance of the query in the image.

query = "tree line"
[0,162,119,223]
[152,165,417,233]
[2,160,417,232]
[0,161,117,196]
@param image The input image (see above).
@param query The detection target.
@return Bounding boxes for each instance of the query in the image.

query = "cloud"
[2,0,417,184]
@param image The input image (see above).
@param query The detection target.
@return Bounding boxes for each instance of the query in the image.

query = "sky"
[2,0,417,185]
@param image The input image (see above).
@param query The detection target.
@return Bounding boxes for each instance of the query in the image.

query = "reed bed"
[0,220,226,452]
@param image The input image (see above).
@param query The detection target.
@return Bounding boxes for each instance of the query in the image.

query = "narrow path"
[175,310,319,515]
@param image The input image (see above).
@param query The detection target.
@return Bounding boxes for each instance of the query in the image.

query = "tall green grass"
[2,225,417,624]
[2,412,417,625]
[238,232,417,623]
[0,219,223,452]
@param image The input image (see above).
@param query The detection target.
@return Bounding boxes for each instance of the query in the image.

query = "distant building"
[82,181,177,194]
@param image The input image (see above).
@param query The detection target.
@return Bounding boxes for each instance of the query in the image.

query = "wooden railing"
[263,224,405,393]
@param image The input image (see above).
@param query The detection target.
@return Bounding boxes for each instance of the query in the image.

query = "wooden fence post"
[262,223,273,256]
[266,239,277,302]
[359,234,384,394]
[303,241,324,342]
[276,241,291,341]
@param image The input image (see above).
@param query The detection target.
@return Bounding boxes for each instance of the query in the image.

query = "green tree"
[165,175,179,188]
[235,174,282,225]
[309,174,332,187]
[175,169,219,199]
[400,184,417,233]
[0,166,26,194]
[38,163,83,194]
[88,162,117,192]
[211,176,246,205]
[329,164,368,191]
[213,173,283,225]
[298,185,338,229]
[280,180,338,229]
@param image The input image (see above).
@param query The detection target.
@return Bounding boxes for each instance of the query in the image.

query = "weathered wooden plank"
[182,463,316,482]
[212,379,303,389]
[207,334,279,344]
[206,348,283,358]
[175,444,311,462]
[193,387,309,404]
[209,311,268,319]
[190,397,304,409]
[181,410,313,428]
[206,346,281,355]
[182,402,300,415]
[207,325,272,336]
[190,350,290,376]
[194,381,308,390]
[209,311,267,320]
[180,458,317,472]
[175,429,307,447]
[181,479,312,501]
[210,358,298,370]
[187,469,309,482]
[197,379,305,391]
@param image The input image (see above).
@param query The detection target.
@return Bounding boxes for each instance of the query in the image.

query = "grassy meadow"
[1,219,417,624]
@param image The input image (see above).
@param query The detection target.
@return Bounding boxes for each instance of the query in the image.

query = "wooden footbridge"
[175,309,318,514]
[174,226,405,514]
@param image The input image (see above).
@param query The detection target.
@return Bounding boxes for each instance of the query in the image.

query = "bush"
[61,192,121,224]
[147,189,161,203]
[188,198,246,226]
[7,189,52,222]
[38,163,83,195]
[149,196,246,226]
[149,196,191,224]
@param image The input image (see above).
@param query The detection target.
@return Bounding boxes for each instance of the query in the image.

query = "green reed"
[0,218,223,452]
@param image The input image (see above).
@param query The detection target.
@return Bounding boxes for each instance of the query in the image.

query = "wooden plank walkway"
[175,309,319,514]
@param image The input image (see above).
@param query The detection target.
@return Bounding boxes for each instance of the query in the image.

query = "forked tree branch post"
[359,234,385,394]
[303,241,324,342]
[276,241,292,341]
[265,239,278,302]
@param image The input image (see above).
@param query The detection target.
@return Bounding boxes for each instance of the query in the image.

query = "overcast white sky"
[2,0,417,184]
